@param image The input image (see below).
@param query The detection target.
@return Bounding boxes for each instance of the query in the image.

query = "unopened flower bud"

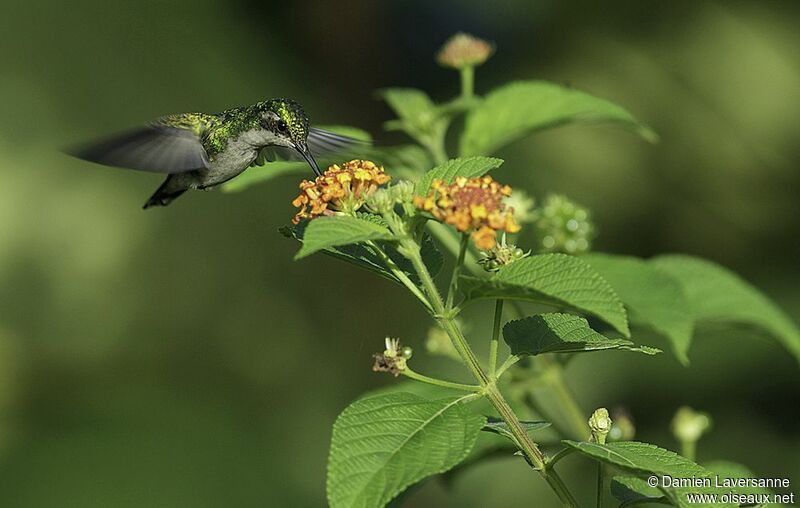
[608,408,636,442]
[671,406,712,444]
[367,188,395,215]
[436,32,494,69]
[532,194,594,254]
[589,408,612,444]
[390,180,416,204]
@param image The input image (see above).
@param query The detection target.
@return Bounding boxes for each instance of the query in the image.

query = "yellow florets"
[413,176,521,250]
[291,160,391,224]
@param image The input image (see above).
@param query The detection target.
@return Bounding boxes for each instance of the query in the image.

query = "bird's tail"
[143,176,186,209]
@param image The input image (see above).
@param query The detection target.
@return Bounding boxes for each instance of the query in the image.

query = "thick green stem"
[489,299,504,377]
[597,463,606,508]
[402,367,482,393]
[681,440,696,462]
[401,237,578,507]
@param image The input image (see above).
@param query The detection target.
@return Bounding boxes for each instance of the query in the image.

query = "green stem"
[400,237,578,507]
[402,367,482,393]
[488,299,504,377]
[446,234,469,309]
[460,66,475,99]
[495,354,520,379]
[546,447,575,468]
[596,463,605,508]
[366,240,432,313]
[681,440,696,462]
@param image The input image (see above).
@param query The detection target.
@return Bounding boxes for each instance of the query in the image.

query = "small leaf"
[461,254,630,337]
[295,216,393,259]
[459,80,656,156]
[585,253,693,364]
[414,156,504,196]
[282,221,443,286]
[651,255,800,365]
[378,88,448,143]
[503,313,659,356]
[482,418,550,444]
[222,125,372,192]
[327,392,485,508]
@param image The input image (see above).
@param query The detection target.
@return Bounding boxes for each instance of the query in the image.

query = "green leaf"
[221,125,372,193]
[461,254,630,337]
[367,144,432,180]
[459,80,656,156]
[610,476,666,505]
[378,88,448,142]
[503,313,659,356]
[295,216,393,260]
[651,255,800,365]
[585,254,694,364]
[414,156,504,196]
[327,392,485,508]
[481,419,550,444]
[281,221,443,286]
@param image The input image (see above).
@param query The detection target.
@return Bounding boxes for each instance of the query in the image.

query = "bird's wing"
[253,127,369,167]
[70,122,210,173]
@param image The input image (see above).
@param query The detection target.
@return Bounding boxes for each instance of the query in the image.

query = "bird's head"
[258,99,320,175]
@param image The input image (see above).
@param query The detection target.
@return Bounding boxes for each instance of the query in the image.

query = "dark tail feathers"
[143,177,186,209]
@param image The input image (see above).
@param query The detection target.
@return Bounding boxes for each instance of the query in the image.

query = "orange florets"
[291,160,391,224]
[413,175,521,250]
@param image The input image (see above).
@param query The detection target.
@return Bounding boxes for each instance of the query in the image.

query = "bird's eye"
[276,119,288,132]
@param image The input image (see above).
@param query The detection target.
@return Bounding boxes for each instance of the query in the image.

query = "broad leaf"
[462,254,630,337]
[281,221,443,286]
[585,254,693,364]
[414,156,504,196]
[327,392,485,508]
[295,216,393,259]
[367,144,432,181]
[459,80,656,156]
[652,255,800,365]
[503,313,659,356]
[222,125,372,192]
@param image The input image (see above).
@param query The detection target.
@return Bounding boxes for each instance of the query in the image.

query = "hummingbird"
[72,99,363,208]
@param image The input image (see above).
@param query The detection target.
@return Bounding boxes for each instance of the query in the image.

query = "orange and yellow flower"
[413,175,521,250]
[291,160,391,224]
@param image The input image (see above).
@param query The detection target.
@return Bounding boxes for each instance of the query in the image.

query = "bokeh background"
[1,0,799,506]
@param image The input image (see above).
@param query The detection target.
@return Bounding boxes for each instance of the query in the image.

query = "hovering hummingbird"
[72,99,362,208]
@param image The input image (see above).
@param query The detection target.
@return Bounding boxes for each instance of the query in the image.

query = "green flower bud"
[589,407,613,444]
[608,409,636,442]
[671,406,712,444]
[532,194,595,254]
[401,346,413,359]
[390,180,416,204]
[367,189,395,215]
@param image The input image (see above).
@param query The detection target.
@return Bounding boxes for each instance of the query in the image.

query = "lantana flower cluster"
[413,176,521,250]
[291,160,391,224]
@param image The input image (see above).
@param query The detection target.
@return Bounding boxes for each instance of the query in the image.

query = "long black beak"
[296,142,321,176]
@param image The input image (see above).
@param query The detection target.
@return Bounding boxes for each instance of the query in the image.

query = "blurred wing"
[253,127,369,166]
[70,125,209,173]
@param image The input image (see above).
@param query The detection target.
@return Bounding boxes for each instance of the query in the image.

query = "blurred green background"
[1,1,799,506]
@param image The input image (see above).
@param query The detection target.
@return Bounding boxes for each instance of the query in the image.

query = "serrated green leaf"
[459,80,656,156]
[295,216,393,260]
[281,221,443,286]
[610,475,665,505]
[585,253,693,364]
[504,313,659,356]
[414,156,504,197]
[651,255,800,365]
[327,392,485,508]
[461,254,630,337]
